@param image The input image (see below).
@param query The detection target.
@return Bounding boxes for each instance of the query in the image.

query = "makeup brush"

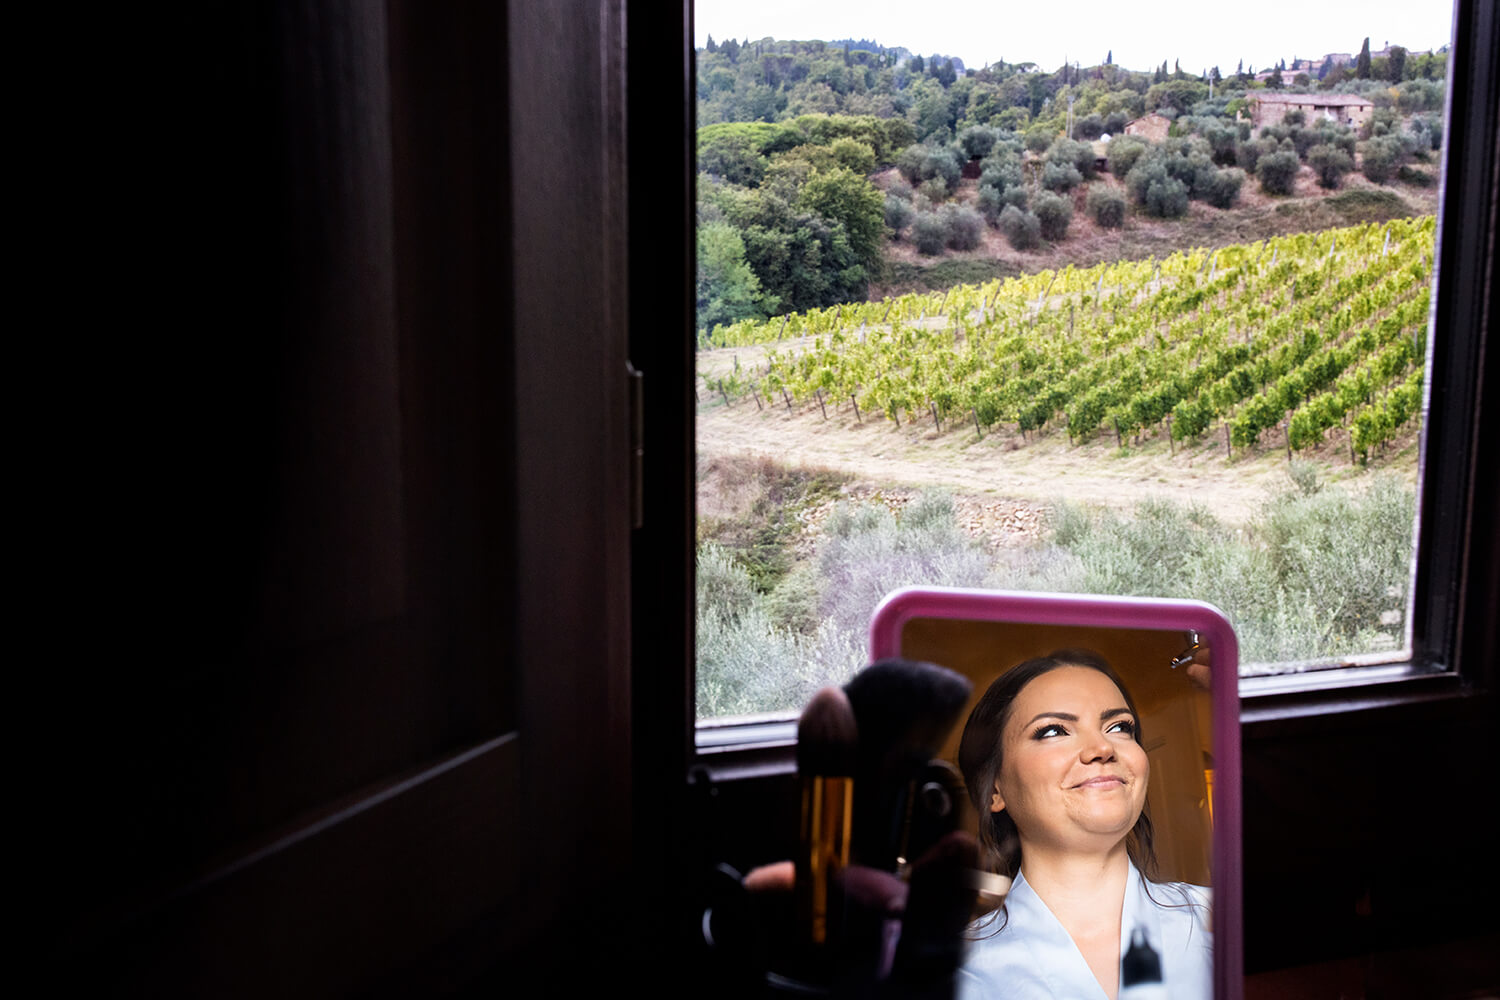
[843,658,973,876]
[796,685,859,946]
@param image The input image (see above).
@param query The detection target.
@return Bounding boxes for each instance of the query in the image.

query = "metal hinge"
[628,362,644,529]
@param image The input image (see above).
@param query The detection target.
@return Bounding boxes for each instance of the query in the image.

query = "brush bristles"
[844,658,973,763]
[796,686,859,776]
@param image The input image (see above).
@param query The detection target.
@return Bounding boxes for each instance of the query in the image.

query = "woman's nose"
[1080,734,1116,762]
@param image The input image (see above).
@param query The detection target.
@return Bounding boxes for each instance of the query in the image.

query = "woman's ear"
[990,781,1006,814]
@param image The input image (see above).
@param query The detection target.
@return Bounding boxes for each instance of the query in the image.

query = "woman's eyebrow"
[1019,708,1133,729]
[1021,711,1078,728]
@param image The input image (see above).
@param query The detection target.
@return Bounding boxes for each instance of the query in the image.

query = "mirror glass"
[868,586,1241,1000]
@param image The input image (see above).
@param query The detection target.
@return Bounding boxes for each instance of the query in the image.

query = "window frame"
[679,0,1500,766]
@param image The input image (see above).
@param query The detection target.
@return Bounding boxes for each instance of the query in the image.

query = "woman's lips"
[1073,775,1126,789]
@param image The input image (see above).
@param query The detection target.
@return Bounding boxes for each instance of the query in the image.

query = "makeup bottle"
[1120,927,1167,1000]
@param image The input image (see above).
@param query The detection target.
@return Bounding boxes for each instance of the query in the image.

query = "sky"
[693,1,1455,77]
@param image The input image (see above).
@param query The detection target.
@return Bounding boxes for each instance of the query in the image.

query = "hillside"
[874,165,1436,294]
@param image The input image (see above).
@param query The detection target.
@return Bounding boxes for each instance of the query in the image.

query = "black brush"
[843,658,973,876]
[796,685,859,947]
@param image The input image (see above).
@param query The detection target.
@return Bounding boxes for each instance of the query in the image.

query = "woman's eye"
[1107,719,1137,736]
[1032,723,1067,739]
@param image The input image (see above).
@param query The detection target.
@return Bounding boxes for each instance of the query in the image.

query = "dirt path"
[695,376,1418,530]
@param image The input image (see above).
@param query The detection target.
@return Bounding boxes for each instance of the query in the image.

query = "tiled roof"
[1253,93,1374,107]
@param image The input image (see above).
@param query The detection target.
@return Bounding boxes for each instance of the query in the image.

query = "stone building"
[1250,92,1374,130]
[1123,112,1170,143]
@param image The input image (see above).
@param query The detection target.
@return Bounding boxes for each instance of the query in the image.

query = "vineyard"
[699,217,1434,463]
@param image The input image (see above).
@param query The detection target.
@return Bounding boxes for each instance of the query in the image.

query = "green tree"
[909,211,949,255]
[798,167,886,274]
[1146,79,1209,114]
[1308,144,1354,188]
[697,222,774,330]
[1356,37,1371,79]
[998,205,1041,249]
[1086,185,1126,227]
[1388,45,1407,82]
[1033,190,1073,240]
[1256,149,1301,194]
[1107,135,1148,178]
[1359,134,1406,183]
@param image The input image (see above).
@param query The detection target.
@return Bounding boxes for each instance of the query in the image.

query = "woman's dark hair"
[957,649,1158,884]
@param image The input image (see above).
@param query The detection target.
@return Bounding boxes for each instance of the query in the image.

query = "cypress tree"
[1356,37,1371,79]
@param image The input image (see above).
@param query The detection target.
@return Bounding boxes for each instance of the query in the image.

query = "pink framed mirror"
[869,586,1241,1000]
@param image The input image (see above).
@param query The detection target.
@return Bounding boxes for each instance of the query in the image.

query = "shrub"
[1162,140,1217,196]
[988,480,1417,668]
[1235,136,1277,174]
[979,158,1023,194]
[1360,134,1406,183]
[1126,158,1189,217]
[1256,150,1301,194]
[1142,172,1189,217]
[976,184,1005,224]
[696,542,757,623]
[910,210,950,254]
[1363,106,1401,139]
[1395,79,1444,113]
[1106,136,1148,178]
[1042,159,1083,192]
[1199,167,1245,208]
[918,177,950,203]
[1048,137,1099,180]
[958,125,1001,160]
[1032,190,1073,240]
[1086,185,1126,227]
[1304,121,1356,157]
[1397,164,1434,186]
[1405,118,1436,156]
[1195,121,1241,165]
[1307,144,1354,188]
[1076,113,1105,140]
[997,204,1041,249]
[885,193,914,234]
[1024,124,1054,153]
[817,492,992,647]
[943,205,986,250]
[896,143,963,191]
[1001,185,1030,210]
[1289,125,1322,160]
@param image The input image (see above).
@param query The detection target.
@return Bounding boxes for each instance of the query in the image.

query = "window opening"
[692,3,1458,721]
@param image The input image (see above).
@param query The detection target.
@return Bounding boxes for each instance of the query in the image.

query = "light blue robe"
[956,861,1212,999]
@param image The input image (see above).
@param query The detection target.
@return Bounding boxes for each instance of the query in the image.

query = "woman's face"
[990,665,1149,856]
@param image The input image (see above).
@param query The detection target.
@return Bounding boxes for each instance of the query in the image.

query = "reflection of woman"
[955,650,1211,1000]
